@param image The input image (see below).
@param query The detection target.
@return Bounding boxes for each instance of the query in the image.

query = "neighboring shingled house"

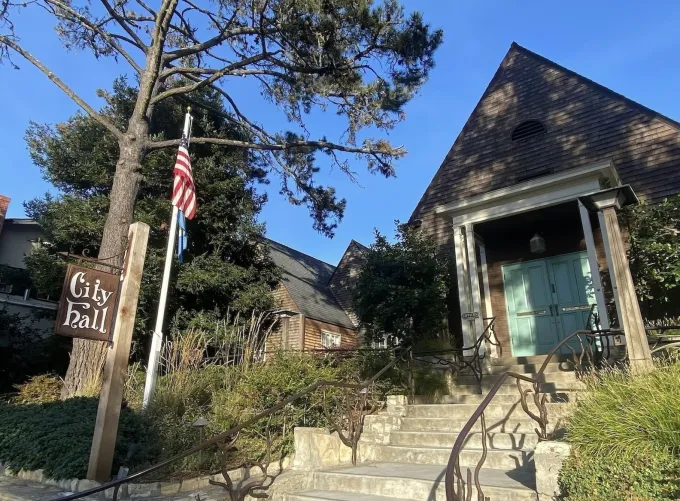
[266,239,367,352]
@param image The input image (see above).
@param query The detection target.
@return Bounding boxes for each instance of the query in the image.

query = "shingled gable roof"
[328,239,369,284]
[267,239,355,329]
[411,42,680,226]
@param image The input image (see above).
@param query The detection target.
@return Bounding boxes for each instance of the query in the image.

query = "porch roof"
[435,160,620,225]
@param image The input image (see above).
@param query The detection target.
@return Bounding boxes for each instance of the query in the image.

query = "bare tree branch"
[132,0,180,121]
[99,0,147,51]
[43,0,143,73]
[148,135,403,161]
[152,51,277,104]
[164,26,274,63]
[0,36,123,139]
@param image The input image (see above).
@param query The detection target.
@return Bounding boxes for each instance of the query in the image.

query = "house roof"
[4,218,39,226]
[410,42,680,224]
[267,239,355,329]
[328,239,368,285]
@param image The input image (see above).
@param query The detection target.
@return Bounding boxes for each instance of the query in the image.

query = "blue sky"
[2,1,680,265]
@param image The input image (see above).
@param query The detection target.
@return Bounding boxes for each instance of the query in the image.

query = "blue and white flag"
[177,211,187,263]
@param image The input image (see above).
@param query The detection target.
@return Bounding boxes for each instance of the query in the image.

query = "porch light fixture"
[530,233,546,254]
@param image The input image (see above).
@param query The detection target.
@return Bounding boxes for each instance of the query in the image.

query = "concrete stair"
[296,463,537,501]
[285,356,580,501]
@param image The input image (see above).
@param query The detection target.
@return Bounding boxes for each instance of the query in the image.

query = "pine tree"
[1,0,442,395]
[24,78,279,396]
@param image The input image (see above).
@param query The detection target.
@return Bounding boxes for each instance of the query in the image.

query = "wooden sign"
[55,264,119,341]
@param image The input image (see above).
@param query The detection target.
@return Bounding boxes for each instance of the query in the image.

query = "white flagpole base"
[142,204,179,410]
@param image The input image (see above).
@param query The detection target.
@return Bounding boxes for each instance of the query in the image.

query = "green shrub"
[560,448,680,501]
[412,368,448,401]
[0,398,157,480]
[566,361,680,458]
[12,374,62,404]
[0,350,404,481]
[560,360,680,500]
[209,352,358,467]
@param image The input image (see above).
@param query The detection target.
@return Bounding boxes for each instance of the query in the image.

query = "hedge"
[0,397,157,480]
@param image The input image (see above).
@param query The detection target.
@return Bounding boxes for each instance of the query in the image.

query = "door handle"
[554,304,560,316]
[549,305,554,316]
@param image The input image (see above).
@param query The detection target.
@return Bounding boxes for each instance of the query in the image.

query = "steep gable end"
[412,43,680,241]
[328,240,368,327]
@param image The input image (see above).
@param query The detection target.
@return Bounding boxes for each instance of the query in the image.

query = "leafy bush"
[353,224,449,346]
[625,193,680,319]
[560,360,680,500]
[0,348,407,481]
[209,352,354,466]
[13,375,62,404]
[0,305,70,393]
[0,398,157,480]
[561,448,680,501]
[412,368,448,401]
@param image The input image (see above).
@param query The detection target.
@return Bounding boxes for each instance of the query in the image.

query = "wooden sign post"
[87,222,150,482]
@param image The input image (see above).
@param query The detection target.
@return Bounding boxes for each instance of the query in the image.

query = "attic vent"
[511,120,546,142]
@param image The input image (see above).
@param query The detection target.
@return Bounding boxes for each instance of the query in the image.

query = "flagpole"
[142,109,193,410]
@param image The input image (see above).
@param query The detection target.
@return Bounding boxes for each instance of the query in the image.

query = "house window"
[511,120,546,142]
[321,331,341,349]
[372,335,398,349]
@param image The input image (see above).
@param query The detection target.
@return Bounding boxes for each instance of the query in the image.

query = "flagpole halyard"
[142,111,193,410]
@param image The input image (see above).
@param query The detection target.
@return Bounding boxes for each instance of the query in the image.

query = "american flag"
[172,135,196,219]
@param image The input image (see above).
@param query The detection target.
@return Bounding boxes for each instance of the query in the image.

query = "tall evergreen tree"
[25,78,279,395]
[1,0,442,395]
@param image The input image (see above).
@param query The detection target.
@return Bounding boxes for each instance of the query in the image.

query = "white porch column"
[464,224,485,355]
[577,200,610,329]
[477,240,498,358]
[453,226,475,349]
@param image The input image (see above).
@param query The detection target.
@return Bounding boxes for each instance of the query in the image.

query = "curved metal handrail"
[54,345,413,501]
[444,328,622,501]
[646,325,680,354]
[410,317,500,388]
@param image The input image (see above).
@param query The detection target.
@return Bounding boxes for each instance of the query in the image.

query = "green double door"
[502,252,596,357]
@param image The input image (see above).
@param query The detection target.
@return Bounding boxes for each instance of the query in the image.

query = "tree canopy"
[352,223,449,346]
[25,78,280,354]
[0,0,442,396]
[1,0,443,237]
[625,194,680,320]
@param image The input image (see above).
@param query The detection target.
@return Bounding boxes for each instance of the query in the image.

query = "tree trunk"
[61,131,146,398]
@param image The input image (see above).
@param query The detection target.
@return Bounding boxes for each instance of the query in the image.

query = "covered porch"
[436,160,650,365]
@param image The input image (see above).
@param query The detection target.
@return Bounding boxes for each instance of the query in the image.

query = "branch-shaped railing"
[409,317,500,395]
[53,346,413,501]
[646,325,680,354]
[444,328,623,501]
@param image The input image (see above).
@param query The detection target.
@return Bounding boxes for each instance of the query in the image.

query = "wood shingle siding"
[328,240,368,328]
[303,318,361,351]
[411,43,680,251]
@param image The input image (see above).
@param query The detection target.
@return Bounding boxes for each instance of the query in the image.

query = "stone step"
[413,391,578,405]
[389,431,539,450]
[370,444,534,470]
[286,491,416,501]
[491,354,576,366]
[453,379,585,396]
[399,416,565,434]
[404,402,572,420]
[458,372,579,387]
[310,462,537,501]
[488,361,577,374]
